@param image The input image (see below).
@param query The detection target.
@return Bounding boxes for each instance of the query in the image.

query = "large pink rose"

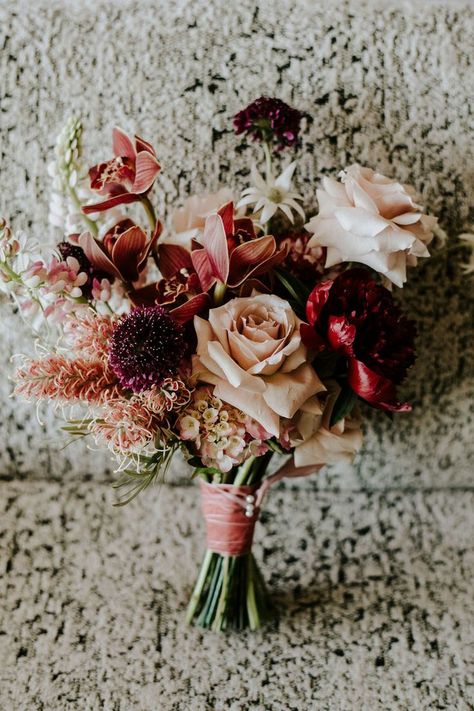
[192,295,324,436]
[306,164,437,287]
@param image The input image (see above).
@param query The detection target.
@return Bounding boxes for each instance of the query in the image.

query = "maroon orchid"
[76,218,161,284]
[130,202,287,323]
[302,268,417,412]
[131,242,210,324]
[82,128,161,214]
[189,201,287,291]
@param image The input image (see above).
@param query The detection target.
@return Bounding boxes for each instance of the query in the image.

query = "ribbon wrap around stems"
[200,481,260,557]
[200,460,323,557]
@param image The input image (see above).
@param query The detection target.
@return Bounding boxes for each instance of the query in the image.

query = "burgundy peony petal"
[132,151,161,194]
[300,323,327,353]
[158,243,193,279]
[112,127,137,160]
[306,280,333,326]
[327,315,356,355]
[82,191,141,214]
[348,359,412,412]
[170,293,210,323]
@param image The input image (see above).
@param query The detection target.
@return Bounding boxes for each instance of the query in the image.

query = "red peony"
[302,269,417,412]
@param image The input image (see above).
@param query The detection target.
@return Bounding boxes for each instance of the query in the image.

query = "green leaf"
[266,439,285,454]
[274,268,311,308]
[329,387,358,427]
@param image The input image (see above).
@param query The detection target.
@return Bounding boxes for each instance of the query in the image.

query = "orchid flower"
[189,201,287,291]
[76,218,161,284]
[82,128,161,214]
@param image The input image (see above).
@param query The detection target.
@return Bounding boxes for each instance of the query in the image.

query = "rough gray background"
[0,0,473,709]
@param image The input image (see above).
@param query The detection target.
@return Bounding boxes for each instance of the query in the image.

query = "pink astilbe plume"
[63,311,117,362]
[14,355,122,405]
[89,398,160,454]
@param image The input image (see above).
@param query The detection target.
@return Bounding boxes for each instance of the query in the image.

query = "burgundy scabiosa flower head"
[233,97,303,150]
[302,268,417,412]
[108,306,185,393]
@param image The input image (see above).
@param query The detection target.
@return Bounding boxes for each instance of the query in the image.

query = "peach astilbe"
[14,355,122,405]
[89,397,160,454]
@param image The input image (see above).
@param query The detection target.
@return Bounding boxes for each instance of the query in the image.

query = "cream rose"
[306,164,437,287]
[167,188,235,248]
[192,295,325,436]
[286,381,363,467]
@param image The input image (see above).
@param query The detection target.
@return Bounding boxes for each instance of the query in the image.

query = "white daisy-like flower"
[237,162,305,224]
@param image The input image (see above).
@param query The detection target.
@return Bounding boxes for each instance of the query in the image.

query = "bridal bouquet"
[2,96,454,631]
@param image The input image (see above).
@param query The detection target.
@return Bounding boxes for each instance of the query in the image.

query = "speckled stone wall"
[1,2,473,709]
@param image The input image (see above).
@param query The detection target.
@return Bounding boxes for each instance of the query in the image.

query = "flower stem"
[186,548,213,624]
[140,196,161,270]
[141,196,157,231]
[233,456,256,486]
[262,141,273,182]
[246,554,260,630]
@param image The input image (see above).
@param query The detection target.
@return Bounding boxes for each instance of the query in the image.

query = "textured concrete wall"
[0,0,472,490]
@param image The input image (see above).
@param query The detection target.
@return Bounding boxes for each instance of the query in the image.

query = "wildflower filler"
[2,97,447,631]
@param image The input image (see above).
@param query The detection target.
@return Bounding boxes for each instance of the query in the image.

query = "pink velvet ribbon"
[200,460,323,556]
[200,480,259,556]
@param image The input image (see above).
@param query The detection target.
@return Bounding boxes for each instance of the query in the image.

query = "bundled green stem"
[186,453,273,631]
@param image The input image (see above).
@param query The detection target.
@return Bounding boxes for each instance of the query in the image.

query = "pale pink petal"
[132,151,161,193]
[263,364,325,420]
[112,127,136,160]
[201,214,229,284]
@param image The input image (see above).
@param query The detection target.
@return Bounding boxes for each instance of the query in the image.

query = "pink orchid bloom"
[82,128,161,214]
[76,218,161,284]
[189,202,288,291]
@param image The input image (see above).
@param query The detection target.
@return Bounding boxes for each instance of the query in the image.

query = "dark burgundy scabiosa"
[233,97,303,150]
[108,306,185,393]
[301,268,417,412]
[58,241,110,299]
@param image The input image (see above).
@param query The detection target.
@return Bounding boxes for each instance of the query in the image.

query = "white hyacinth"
[48,117,97,236]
